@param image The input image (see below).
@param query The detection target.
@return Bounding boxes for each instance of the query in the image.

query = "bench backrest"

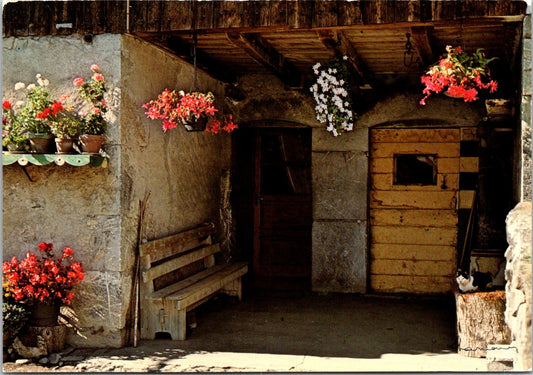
[139,222,219,292]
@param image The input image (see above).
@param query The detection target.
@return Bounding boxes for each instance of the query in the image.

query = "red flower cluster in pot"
[420,45,498,105]
[142,89,237,133]
[3,242,84,306]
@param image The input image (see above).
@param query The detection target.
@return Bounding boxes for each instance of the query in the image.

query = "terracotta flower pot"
[55,138,75,154]
[30,303,60,327]
[79,134,105,154]
[28,133,53,153]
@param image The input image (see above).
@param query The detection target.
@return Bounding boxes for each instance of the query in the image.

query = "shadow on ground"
[146,293,458,359]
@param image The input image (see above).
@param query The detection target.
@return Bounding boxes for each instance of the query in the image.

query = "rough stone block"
[504,202,532,371]
[312,151,368,220]
[312,221,367,293]
[73,271,125,330]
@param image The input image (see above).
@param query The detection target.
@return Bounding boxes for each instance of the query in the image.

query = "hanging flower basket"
[419,46,498,105]
[142,90,237,134]
[182,116,209,132]
[309,55,356,137]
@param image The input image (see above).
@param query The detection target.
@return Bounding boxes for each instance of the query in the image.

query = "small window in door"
[394,154,437,185]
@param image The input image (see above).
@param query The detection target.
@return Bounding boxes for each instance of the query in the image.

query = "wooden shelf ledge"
[2,153,108,168]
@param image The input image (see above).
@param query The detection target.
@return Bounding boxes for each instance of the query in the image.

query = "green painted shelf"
[2,153,108,168]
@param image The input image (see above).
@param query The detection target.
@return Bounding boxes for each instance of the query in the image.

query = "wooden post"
[455,290,511,358]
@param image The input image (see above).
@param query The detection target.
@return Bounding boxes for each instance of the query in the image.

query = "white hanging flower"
[14,82,25,90]
[26,84,36,91]
[310,57,357,136]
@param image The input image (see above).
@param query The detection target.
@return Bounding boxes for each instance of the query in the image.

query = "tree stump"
[455,290,511,358]
[12,325,66,359]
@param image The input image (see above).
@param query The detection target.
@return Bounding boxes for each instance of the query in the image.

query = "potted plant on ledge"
[73,65,108,154]
[2,101,29,153]
[142,89,238,133]
[4,75,55,153]
[49,107,83,154]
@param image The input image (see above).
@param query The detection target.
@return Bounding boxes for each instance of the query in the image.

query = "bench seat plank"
[167,263,248,308]
[147,263,231,301]
[142,243,220,283]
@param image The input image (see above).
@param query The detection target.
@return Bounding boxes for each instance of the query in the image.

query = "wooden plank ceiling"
[3,1,527,89]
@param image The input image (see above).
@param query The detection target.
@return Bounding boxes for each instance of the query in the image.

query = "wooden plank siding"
[369,128,460,294]
[3,1,526,37]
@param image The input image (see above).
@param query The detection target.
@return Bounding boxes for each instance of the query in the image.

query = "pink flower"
[90,64,100,72]
[94,73,104,82]
[73,77,84,86]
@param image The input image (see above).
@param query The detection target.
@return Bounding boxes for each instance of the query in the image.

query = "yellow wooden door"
[369,128,460,293]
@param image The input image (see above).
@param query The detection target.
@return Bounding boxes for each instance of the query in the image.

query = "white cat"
[456,271,493,293]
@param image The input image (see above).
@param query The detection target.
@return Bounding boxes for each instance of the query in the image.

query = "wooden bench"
[139,222,248,340]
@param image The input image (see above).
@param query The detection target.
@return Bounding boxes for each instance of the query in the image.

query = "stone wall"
[2,34,124,346]
[504,202,532,371]
[520,14,532,202]
[2,33,231,348]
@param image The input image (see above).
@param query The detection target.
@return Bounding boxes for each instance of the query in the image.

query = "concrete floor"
[3,293,489,372]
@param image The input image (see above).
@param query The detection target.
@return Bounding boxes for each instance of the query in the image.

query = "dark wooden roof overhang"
[3,1,528,90]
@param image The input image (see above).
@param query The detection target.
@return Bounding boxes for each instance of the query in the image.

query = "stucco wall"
[116,35,231,344]
[2,34,124,346]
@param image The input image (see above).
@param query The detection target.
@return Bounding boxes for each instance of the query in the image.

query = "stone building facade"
[2,3,531,349]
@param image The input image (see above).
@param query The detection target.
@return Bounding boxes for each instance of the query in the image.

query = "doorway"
[369,127,460,293]
[233,127,312,293]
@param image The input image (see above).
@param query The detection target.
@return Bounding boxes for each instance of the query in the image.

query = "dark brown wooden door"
[251,128,312,292]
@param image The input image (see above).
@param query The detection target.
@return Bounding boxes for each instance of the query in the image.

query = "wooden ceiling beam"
[409,26,435,67]
[226,33,303,88]
[316,29,374,83]
[150,35,238,84]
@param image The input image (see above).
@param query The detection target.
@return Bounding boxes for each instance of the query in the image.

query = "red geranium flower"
[3,243,84,306]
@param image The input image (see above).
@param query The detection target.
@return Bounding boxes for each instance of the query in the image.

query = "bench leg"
[173,309,187,340]
[222,278,242,301]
